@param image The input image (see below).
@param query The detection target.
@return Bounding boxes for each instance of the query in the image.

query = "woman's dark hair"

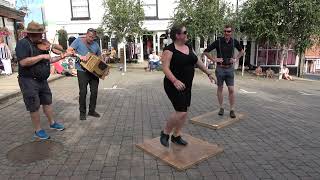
[224,24,233,30]
[170,23,185,41]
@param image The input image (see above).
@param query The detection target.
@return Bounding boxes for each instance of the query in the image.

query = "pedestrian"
[0,35,12,75]
[148,50,160,71]
[160,24,216,147]
[69,28,103,120]
[203,25,244,118]
[15,21,72,139]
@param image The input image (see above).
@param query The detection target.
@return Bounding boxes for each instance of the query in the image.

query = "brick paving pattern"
[0,69,319,180]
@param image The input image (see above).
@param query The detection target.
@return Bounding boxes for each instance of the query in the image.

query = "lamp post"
[241,36,247,77]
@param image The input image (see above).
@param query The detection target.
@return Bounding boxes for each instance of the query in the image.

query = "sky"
[16,0,44,25]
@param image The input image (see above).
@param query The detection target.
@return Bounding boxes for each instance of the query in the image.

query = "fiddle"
[37,39,82,59]
[37,39,65,55]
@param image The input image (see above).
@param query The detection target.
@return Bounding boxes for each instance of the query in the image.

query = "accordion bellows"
[80,54,109,79]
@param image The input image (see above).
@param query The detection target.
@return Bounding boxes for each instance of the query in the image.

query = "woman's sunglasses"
[178,30,188,35]
[224,30,232,33]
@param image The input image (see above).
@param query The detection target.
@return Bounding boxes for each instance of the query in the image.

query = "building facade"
[304,45,320,74]
[249,41,299,70]
[43,0,177,62]
[0,0,25,55]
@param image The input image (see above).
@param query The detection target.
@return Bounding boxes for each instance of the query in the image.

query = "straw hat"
[23,21,47,34]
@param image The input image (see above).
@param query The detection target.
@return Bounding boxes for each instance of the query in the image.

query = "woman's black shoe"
[160,131,170,147]
[230,110,236,119]
[218,108,224,116]
[171,135,188,146]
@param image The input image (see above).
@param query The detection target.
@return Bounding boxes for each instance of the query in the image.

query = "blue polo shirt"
[70,37,101,71]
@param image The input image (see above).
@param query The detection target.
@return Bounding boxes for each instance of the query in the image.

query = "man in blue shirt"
[70,28,102,120]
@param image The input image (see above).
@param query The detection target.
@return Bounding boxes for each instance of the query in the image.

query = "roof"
[0,5,25,21]
[305,45,320,59]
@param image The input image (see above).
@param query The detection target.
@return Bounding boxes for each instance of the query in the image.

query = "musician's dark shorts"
[18,77,52,112]
[215,66,235,87]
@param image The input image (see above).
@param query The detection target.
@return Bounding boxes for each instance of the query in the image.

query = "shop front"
[304,45,320,74]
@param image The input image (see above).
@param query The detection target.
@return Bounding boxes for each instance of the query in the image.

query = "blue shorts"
[215,66,235,87]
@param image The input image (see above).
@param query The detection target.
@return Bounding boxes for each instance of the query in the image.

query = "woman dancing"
[160,24,216,147]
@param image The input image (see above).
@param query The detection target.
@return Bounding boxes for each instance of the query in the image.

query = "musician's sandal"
[88,111,100,118]
[34,129,50,140]
[171,135,188,146]
[50,122,65,131]
[230,110,236,119]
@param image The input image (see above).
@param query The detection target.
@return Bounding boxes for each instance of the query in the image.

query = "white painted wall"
[43,0,105,42]
[0,0,15,8]
[157,0,177,19]
[44,0,177,42]
[3,18,16,51]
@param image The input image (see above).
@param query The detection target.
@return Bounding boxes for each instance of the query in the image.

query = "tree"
[16,0,35,16]
[290,0,320,76]
[172,0,231,54]
[58,29,68,50]
[240,0,320,78]
[96,27,105,40]
[102,0,144,72]
[102,0,144,40]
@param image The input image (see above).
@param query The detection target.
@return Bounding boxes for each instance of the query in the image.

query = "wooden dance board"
[190,109,246,130]
[136,134,223,171]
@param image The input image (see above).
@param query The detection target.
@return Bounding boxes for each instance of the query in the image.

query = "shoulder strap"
[219,37,223,59]
[232,38,235,58]
[24,39,34,57]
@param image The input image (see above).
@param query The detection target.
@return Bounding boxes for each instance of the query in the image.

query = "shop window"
[256,42,296,66]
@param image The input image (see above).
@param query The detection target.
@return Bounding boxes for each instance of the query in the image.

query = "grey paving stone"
[0,70,319,180]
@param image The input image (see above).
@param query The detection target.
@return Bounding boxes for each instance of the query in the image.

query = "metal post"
[242,36,247,77]
[241,46,246,76]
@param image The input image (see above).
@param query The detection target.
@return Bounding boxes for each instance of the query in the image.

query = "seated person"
[255,65,264,76]
[109,47,117,63]
[266,68,275,78]
[148,51,160,71]
[281,65,293,80]
[102,49,110,63]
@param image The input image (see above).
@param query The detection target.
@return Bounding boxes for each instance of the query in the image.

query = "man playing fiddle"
[69,28,103,121]
[15,21,73,139]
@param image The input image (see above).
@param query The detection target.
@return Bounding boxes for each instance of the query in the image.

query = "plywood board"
[136,134,223,171]
[190,109,246,130]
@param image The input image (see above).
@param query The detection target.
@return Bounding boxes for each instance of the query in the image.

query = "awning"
[0,5,25,21]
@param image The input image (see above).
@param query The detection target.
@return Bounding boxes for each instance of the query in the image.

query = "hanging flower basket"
[0,27,11,37]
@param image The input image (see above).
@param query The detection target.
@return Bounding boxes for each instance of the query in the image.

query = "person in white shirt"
[148,51,160,71]
[281,65,293,80]
[0,36,12,75]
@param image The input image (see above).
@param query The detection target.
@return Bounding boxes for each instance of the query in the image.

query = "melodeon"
[80,54,109,79]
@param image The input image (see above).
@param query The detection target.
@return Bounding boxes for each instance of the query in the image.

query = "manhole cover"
[7,140,64,164]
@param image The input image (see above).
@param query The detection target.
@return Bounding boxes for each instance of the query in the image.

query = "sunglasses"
[224,30,232,33]
[87,28,96,33]
[178,30,188,35]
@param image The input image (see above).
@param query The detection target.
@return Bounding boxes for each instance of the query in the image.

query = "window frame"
[143,0,158,20]
[255,42,296,66]
[70,0,91,20]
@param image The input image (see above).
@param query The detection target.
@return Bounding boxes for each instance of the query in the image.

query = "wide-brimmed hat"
[23,21,46,34]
